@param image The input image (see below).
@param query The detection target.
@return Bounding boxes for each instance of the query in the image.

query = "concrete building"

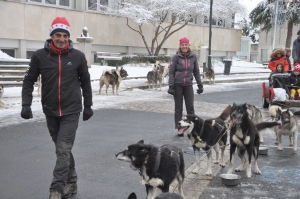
[257,24,300,64]
[0,0,242,64]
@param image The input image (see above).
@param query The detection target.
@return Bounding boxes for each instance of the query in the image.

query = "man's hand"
[21,106,33,119]
[167,86,175,96]
[197,84,203,94]
[83,106,93,121]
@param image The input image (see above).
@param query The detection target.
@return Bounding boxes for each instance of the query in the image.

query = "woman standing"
[168,37,203,136]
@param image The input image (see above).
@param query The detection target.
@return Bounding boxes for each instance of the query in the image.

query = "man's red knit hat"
[49,17,71,36]
[179,37,189,45]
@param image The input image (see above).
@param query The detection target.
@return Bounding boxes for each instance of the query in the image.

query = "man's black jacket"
[22,39,93,116]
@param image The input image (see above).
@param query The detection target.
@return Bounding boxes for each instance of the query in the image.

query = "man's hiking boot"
[64,183,77,198]
[49,191,62,199]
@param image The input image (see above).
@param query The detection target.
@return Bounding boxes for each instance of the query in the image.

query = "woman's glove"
[197,84,203,94]
[83,106,93,121]
[168,86,175,96]
[21,105,33,119]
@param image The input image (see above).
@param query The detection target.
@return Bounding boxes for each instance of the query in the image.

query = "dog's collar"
[139,148,161,182]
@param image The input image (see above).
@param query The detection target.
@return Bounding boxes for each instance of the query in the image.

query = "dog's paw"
[247,173,252,178]
[214,161,219,164]
[219,163,226,167]
[274,141,278,145]
[293,147,297,151]
[192,170,199,174]
[255,169,261,175]
[205,170,212,176]
[278,147,283,151]
[235,168,242,172]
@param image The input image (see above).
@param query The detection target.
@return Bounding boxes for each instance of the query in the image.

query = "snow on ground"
[0,50,271,127]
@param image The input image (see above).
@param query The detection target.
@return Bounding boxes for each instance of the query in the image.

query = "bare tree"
[98,0,245,56]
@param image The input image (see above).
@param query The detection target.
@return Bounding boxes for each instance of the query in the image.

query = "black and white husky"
[116,140,185,199]
[127,192,183,199]
[227,103,280,178]
[177,105,231,175]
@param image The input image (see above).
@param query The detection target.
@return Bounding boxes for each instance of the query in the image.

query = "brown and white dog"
[0,84,8,109]
[154,61,169,84]
[202,67,215,84]
[99,67,128,95]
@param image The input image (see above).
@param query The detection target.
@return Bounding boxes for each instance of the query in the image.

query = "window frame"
[27,0,73,8]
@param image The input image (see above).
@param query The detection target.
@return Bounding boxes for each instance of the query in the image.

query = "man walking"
[292,30,300,66]
[21,17,93,199]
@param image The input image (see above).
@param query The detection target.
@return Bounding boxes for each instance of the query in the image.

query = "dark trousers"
[173,85,195,129]
[46,113,80,195]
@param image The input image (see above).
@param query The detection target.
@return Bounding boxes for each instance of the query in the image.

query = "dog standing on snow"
[99,67,128,95]
[202,67,215,84]
[0,84,8,109]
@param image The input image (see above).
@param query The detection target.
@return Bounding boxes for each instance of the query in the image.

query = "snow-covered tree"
[249,0,300,48]
[96,0,246,56]
[236,18,259,43]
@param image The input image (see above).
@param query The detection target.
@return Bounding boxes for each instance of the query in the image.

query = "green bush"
[104,55,171,66]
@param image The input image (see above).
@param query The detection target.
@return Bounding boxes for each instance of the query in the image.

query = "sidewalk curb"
[170,147,231,199]
[124,77,267,90]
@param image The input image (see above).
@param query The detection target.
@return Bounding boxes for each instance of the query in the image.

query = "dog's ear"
[242,103,248,110]
[127,192,137,199]
[232,102,236,107]
[137,140,144,144]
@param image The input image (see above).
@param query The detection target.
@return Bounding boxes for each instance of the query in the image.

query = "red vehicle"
[262,73,300,108]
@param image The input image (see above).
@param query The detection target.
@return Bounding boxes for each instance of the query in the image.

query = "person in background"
[292,30,300,67]
[288,64,300,100]
[285,48,292,72]
[168,37,203,136]
[268,48,289,72]
[21,17,93,199]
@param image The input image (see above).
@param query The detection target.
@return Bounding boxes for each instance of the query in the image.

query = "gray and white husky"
[274,108,298,151]
[246,104,263,142]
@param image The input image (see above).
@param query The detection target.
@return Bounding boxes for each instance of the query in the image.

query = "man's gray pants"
[46,113,80,195]
[174,85,195,129]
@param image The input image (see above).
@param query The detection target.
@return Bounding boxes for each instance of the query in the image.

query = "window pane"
[60,0,69,6]
[30,0,42,2]
[100,0,108,6]
[88,0,97,10]
[1,49,15,58]
[46,0,56,4]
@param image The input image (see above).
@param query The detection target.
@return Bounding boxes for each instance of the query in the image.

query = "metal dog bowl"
[258,146,269,155]
[219,174,241,186]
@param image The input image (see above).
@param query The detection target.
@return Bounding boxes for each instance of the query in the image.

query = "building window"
[26,51,35,59]
[1,49,15,58]
[27,0,72,8]
[88,0,109,11]
[203,16,224,27]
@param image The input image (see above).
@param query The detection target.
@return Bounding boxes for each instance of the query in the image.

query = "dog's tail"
[219,105,232,121]
[255,121,280,131]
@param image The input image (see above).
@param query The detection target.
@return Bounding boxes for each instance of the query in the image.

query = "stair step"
[0,70,26,76]
[0,59,30,65]
[0,81,23,88]
[0,76,24,81]
[0,65,29,70]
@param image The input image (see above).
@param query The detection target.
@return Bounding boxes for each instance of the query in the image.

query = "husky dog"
[275,108,298,151]
[177,105,231,175]
[227,103,279,178]
[99,67,128,95]
[154,61,169,84]
[147,66,160,91]
[127,192,183,199]
[202,67,215,84]
[116,140,185,199]
[246,104,263,142]
[0,84,8,109]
